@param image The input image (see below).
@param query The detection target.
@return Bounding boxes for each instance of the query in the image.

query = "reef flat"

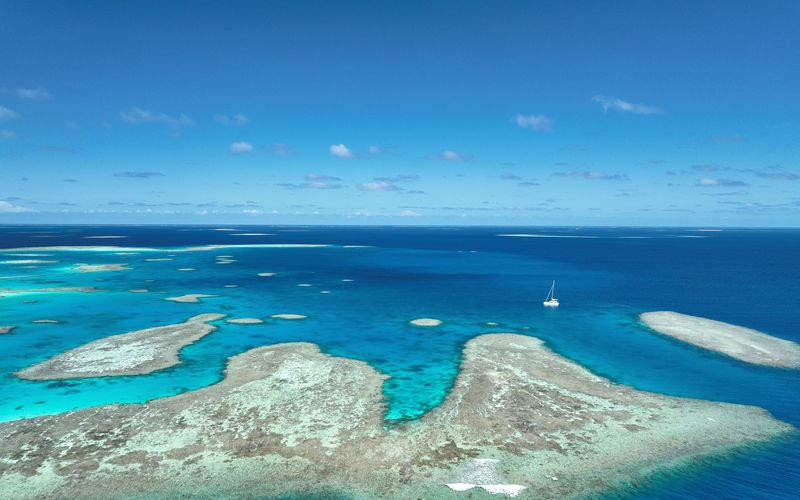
[0,287,99,297]
[0,333,791,499]
[641,311,800,369]
[14,314,225,380]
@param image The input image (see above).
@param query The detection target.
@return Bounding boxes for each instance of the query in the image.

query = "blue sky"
[1,0,798,225]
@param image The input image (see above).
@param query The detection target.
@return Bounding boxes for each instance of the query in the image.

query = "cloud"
[696,177,748,187]
[374,174,419,183]
[0,200,35,213]
[120,108,193,128]
[16,87,52,100]
[518,181,541,186]
[229,141,254,154]
[270,143,293,156]
[592,95,662,114]
[305,173,342,182]
[215,113,248,126]
[0,106,19,121]
[0,130,15,139]
[357,180,401,191]
[754,166,798,180]
[692,164,722,172]
[330,143,354,158]
[513,114,553,132]
[554,171,629,180]
[277,174,343,189]
[498,173,523,180]
[368,145,395,155]
[114,171,165,179]
[431,149,470,162]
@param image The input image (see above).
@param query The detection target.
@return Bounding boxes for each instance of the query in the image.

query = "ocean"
[0,225,798,498]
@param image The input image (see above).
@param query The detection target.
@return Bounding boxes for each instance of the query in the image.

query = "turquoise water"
[0,225,798,498]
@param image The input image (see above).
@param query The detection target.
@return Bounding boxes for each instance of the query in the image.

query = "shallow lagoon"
[0,225,798,498]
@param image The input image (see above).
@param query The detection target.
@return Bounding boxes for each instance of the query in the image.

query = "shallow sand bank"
[410,318,442,327]
[71,263,129,273]
[641,311,800,369]
[164,294,217,303]
[14,313,225,380]
[0,326,15,334]
[0,287,99,297]
[0,333,792,499]
[226,318,264,325]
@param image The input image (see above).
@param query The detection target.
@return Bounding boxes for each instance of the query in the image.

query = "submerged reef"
[15,314,226,380]
[0,333,792,498]
[641,311,800,369]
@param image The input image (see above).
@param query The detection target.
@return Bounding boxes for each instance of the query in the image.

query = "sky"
[1,0,798,226]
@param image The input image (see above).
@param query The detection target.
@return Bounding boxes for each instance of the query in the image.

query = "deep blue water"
[0,225,798,498]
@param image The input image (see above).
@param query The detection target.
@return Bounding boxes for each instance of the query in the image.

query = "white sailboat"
[543,280,559,307]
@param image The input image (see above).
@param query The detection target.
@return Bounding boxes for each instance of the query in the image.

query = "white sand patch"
[410,318,442,327]
[32,319,60,324]
[297,283,312,287]
[257,272,276,277]
[177,268,196,271]
[271,314,307,320]
[341,278,354,282]
[226,318,264,325]
[223,284,239,288]
[72,263,129,273]
[320,290,331,294]
[164,294,218,303]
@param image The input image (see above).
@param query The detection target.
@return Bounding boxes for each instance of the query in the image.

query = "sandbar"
[410,318,442,327]
[0,326,15,334]
[257,272,276,277]
[164,294,218,303]
[640,311,800,369]
[226,318,265,325]
[0,333,792,499]
[270,313,307,320]
[71,263,129,273]
[15,313,226,380]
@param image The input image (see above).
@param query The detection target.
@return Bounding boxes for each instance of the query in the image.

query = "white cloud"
[696,177,748,187]
[215,113,248,126]
[16,87,52,100]
[0,200,35,213]
[330,143,354,158]
[514,114,553,132]
[305,173,342,182]
[357,180,400,191]
[0,106,19,121]
[0,130,15,139]
[120,107,193,127]
[555,171,628,180]
[592,95,662,115]
[431,149,470,162]
[229,141,254,154]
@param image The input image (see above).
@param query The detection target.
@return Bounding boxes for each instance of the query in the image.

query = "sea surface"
[0,225,798,499]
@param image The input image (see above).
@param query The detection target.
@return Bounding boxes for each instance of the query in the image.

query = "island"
[640,311,800,369]
[14,313,226,380]
[0,333,792,498]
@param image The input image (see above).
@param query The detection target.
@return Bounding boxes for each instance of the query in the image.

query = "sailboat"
[543,280,559,307]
